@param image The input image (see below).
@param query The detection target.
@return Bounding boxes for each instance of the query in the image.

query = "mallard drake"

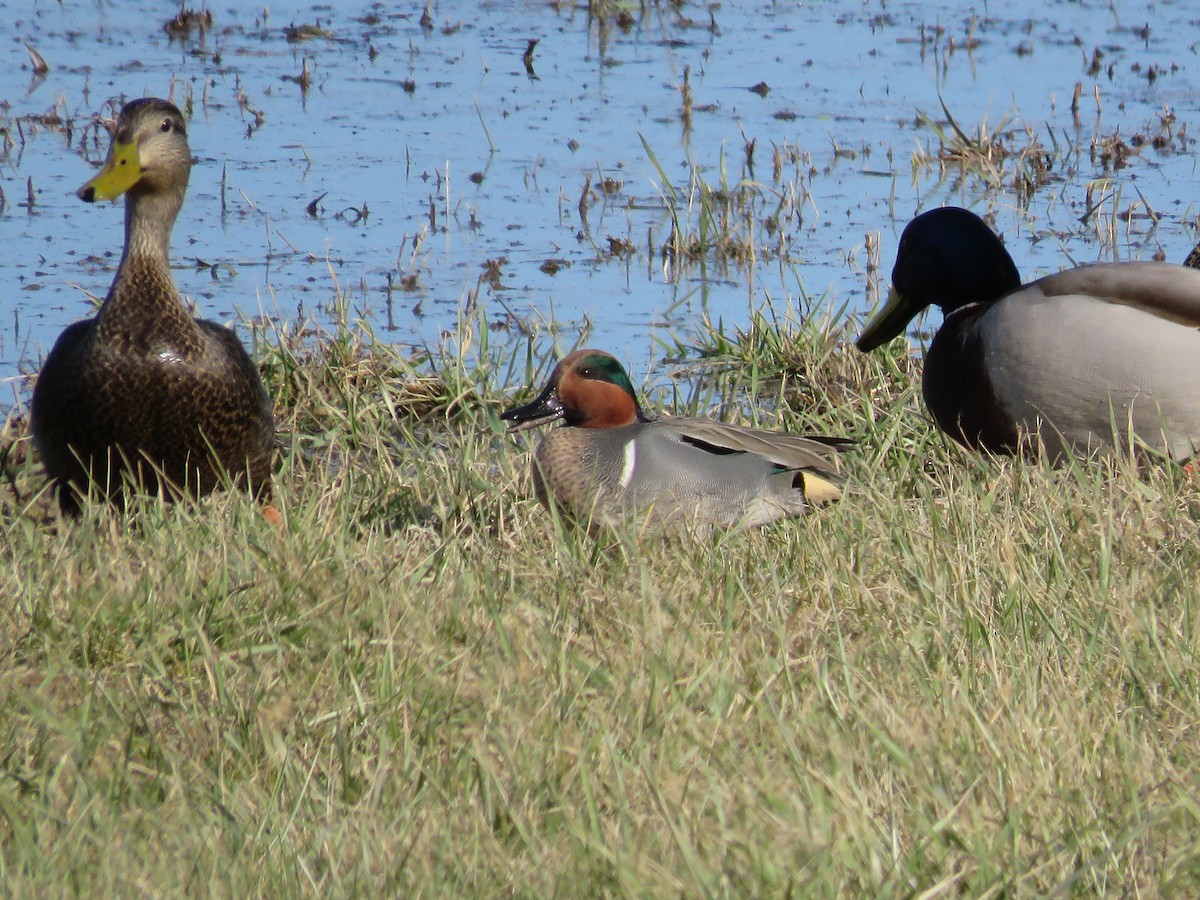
[855,206,1200,460]
[500,349,851,530]
[30,98,275,515]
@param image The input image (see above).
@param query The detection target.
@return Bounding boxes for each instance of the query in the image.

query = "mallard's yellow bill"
[77,140,141,203]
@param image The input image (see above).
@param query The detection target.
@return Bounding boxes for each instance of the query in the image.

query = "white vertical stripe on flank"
[619,440,637,488]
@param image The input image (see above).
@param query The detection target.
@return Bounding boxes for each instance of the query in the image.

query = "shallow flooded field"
[2,0,1198,397]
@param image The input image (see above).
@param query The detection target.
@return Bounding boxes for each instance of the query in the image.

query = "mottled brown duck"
[31,97,275,515]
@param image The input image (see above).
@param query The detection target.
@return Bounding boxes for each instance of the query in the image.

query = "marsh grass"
[913,98,1055,201]
[2,296,1200,894]
[641,136,819,276]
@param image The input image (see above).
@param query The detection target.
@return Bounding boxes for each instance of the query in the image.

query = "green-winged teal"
[501,349,850,530]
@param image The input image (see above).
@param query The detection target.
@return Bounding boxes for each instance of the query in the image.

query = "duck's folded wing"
[1036,262,1200,327]
[660,417,853,472]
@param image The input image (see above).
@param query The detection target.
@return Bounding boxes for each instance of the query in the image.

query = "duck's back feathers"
[656,416,853,471]
[1035,261,1200,327]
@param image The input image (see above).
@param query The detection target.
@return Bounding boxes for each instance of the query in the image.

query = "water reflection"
[1,0,1197,396]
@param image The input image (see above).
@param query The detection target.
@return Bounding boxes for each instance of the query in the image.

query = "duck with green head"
[500,349,851,530]
[31,98,275,515]
[856,206,1200,460]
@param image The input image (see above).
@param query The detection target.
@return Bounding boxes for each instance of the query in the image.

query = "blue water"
[2,0,1198,400]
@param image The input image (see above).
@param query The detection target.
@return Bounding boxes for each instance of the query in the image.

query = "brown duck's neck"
[123,186,181,262]
[97,186,201,346]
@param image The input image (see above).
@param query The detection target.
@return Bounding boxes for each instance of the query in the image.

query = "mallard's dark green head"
[857,207,1022,351]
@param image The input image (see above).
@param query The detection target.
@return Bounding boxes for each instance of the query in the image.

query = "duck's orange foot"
[261,501,284,530]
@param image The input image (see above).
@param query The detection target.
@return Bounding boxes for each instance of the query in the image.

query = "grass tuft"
[2,295,1200,894]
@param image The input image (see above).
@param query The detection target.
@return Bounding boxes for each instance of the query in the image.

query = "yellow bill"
[77,139,141,202]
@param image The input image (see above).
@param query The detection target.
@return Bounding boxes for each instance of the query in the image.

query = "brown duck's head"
[501,349,644,431]
[77,98,191,204]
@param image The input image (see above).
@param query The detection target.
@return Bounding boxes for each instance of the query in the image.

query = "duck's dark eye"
[580,367,595,378]
[160,119,173,133]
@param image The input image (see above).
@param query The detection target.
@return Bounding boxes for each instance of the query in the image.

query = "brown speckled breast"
[31,315,274,514]
[531,426,608,519]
